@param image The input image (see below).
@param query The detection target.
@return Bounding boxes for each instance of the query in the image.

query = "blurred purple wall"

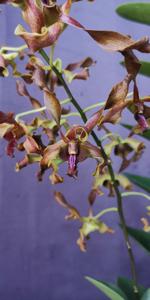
[0,1,150,299]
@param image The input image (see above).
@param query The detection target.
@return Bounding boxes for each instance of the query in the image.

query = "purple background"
[0,1,150,299]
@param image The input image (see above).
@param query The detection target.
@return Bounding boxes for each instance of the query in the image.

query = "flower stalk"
[39,48,140,299]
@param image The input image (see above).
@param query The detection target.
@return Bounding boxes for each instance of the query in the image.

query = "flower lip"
[68,154,78,177]
[134,113,149,131]
[67,140,79,177]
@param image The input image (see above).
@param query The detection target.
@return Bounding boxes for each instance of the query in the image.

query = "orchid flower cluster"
[0,2,150,291]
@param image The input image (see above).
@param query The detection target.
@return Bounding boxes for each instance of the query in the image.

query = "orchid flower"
[41,125,102,179]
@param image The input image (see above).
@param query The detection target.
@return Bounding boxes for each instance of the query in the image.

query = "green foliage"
[120,61,150,78]
[126,226,150,253]
[117,277,146,299]
[124,173,150,193]
[136,61,150,78]
[116,3,150,26]
[85,277,127,300]
[86,276,148,300]
[141,289,150,300]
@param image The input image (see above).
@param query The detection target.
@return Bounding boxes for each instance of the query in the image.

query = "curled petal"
[60,14,84,29]
[60,13,150,54]
[44,89,62,126]
[54,191,81,220]
[73,69,89,80]
[26,55,47,88]
[65,125,88,142]
[102,102,128,125]
[61,0,72,15]
[77,230,87,252]
[32,67,47,89]
[43,3,60,27]
[41,140,65,167]
[0,123,14,138]
[16,153,42,171]
[15,23,63,52]
[88,188,103,206]
[16,79,30,97]
[105,75,132,110]
[5,133,17,157]
[122,50,141,79]
[85,108,103,133]
[16,155,29,171]
[86,30,135,52]
[86,30,150,53]
[66,57,95,71]
[22,0,44,33]
[78,141,101,162]
[23,136,40,154]
[65,56,95,82]
[16,80,42,109]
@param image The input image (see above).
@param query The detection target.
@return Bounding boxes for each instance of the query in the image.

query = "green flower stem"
[61,98,72,105]
[84,101,105,112]
[100,133,122,142]
[15,98,71,121]
[15,101,106,122]
[39,48,139,299]
[122,192,150,201]
[49,44,55,66]
[94,207,118,219]
[0,44,27,53]
[15,106,46,122]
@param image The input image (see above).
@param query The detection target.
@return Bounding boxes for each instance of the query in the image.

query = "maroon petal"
[15,23,63,52]
[60,14,84,29]
[22,0,44,33]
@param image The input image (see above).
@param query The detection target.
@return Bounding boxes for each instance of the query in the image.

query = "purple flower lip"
[134,113,149,131]
[67,140,79,177]
[68,154,77,177]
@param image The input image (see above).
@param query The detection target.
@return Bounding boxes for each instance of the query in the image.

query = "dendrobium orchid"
[0,0,150,262]
[2,0,73,52]
[41,125,102,180]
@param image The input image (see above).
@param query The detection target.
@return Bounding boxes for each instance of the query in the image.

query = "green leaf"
[138,61,150,77]
[117,277,146,299]
[126,226,150,253]
[116,3,150,26]
[85,277,127,300]
[141,289,150,300]
[121,123,150,141]
[124,173,150,193]
[121,61,150,78]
